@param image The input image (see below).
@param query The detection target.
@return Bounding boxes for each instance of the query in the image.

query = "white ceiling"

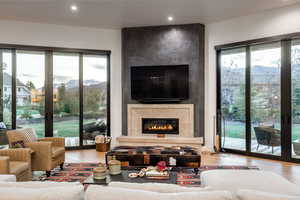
[0,0,299,29]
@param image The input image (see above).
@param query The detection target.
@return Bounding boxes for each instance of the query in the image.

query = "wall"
[205,4,300,150]
[122,24,205,138]
[0,20,122,146]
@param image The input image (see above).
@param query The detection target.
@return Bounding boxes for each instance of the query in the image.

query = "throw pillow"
[11,140,25,148]
[19,128,38,143]
[85,185,233,200]
[236,189,300,200]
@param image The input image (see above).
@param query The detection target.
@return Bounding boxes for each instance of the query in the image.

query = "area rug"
[44,163,259,186]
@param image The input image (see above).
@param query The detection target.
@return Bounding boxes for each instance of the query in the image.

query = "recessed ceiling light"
[168,16,174,21]
[70,4,78,12]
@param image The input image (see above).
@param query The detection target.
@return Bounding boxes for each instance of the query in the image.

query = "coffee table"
[83,169,177,185]
[106,146,201,167]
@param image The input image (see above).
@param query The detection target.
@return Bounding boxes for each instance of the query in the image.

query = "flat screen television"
[131,65,189,102]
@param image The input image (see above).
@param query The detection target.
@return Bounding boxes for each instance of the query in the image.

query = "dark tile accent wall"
[122,23,205,139]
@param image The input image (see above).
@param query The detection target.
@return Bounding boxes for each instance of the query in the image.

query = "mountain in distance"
[53,79,105,89]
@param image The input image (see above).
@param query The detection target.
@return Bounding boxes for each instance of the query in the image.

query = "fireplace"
[142,118,179,134]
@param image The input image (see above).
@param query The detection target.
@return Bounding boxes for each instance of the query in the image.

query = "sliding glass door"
[0,50,12,129]
[217,39,300,162]
[220,48,246,151]
[82,55,108,146]
[250,43,282,156]
[16,51,45,138]
[291,40,300,160]
[0,44,110,149]
[53,53,80,147]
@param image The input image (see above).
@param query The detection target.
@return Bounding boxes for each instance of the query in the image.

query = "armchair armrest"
[0,148,32,162]
[25,142,52,168]
[0,156,9,174]
[38,137,65,147]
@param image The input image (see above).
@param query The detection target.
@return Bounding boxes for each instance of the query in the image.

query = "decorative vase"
[108,157,121,175]
[93,166,107,180]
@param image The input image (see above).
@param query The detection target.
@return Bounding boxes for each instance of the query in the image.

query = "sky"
[221,47,281,69]
[2,51,107,89]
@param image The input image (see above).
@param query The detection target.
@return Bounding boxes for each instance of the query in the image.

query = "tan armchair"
[6,128,65,177]
[0,148,32,181]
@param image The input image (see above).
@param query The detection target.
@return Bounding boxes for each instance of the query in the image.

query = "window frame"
[216,33,300,163]
[0,43,111,150]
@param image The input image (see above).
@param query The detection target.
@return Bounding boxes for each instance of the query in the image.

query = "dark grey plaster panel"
[122,24,205,140]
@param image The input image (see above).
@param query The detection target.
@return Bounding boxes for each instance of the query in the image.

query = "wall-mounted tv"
[131,65,189,102]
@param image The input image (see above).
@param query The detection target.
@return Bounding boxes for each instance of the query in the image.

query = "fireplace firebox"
[142,118,179,134]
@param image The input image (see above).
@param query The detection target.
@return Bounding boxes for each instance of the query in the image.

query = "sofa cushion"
[201,170,300,196]
[0,185,84,200]
[9,161,28,175]
[85,185,233,200]
[52,147,65,158]
[0,181,81,188]
[109,182,212,193]
[236,189,300,200]
[0,175,16,182]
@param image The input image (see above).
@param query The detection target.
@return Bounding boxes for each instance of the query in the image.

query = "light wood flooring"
[65,150,300,185]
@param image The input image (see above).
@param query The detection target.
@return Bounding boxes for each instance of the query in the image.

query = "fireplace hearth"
[142,118,179,134]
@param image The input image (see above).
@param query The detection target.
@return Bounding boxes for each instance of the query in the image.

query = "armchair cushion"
[52,147,65,158]
[9,161,29,175]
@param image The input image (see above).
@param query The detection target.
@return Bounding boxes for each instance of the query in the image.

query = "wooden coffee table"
[106,146,201,167]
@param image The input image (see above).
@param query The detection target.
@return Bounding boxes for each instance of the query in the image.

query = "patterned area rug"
[44,163,259,186]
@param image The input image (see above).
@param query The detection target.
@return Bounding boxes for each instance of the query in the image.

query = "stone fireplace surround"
[117,104,203,149]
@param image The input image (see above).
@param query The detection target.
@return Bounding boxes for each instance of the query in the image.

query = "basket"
[96,142,111,152]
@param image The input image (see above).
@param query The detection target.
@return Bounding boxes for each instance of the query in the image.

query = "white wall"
[205,4,300,150]
[0,20,122,146]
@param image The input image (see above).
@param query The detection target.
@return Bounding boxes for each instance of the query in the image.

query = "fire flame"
[147,124,174,131]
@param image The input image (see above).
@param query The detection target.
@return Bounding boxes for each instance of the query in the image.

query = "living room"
[0,1,300,200]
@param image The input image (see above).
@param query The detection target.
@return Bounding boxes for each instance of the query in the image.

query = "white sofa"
[1,170,300,200]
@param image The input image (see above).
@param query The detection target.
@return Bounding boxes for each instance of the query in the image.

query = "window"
[83,55,108,145]
[0,45,110,149]
[220,48,246,151]
[217,34,300,162]
[0,50,12,128]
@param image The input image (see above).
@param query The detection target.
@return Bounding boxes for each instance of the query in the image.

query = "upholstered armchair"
[0,148,32,181]
[6,128,65,177]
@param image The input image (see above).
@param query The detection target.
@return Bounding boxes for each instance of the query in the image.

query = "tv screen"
[131,65,189,102]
